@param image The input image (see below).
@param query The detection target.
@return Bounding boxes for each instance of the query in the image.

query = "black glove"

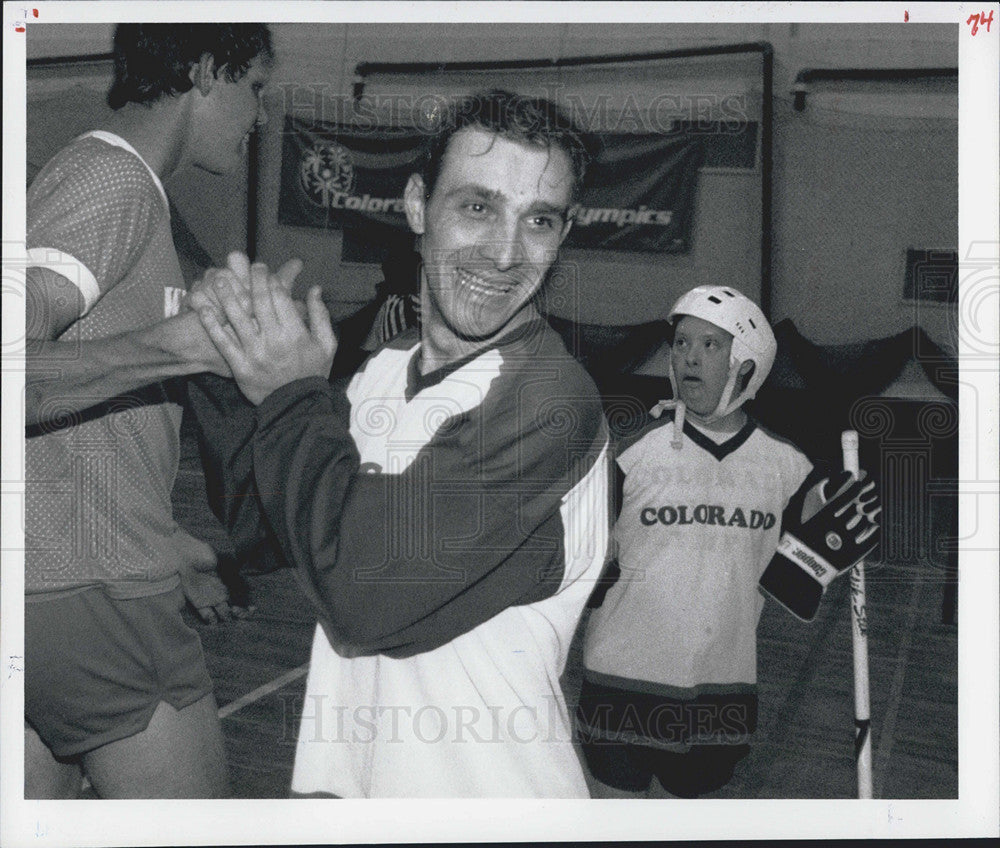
[760,470,881,622]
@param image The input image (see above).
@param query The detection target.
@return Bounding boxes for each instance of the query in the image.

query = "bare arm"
[25,265,231,427]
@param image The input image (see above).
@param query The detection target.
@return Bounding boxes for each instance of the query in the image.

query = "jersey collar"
[405,317,548,402]
[80,131,170,213]
[676,413,757,461]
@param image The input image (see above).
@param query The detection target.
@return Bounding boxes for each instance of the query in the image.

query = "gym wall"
[256,22,959,357]
[25,21,958,356]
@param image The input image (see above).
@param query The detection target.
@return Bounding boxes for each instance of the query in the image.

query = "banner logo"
[300,142,355,207]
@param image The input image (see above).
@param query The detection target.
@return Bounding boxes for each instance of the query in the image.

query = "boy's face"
[671,315,735,416]
[191,57,270,175]
[404,126,573,347]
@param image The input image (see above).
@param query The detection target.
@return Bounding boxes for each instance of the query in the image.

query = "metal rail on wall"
[791,66,958,111]
[354,42,776,320]
[26,52,112,67]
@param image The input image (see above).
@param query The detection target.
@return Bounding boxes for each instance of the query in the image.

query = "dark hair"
[107,23,274,110]
[421,89,593,200]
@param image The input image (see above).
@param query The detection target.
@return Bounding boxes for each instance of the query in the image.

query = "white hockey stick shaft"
[842,430,873,799]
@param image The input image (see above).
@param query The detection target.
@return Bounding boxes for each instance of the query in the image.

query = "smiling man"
[408,119,578,369]
[195,90,611,797]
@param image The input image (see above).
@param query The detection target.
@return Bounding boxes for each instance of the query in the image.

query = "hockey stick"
[842,429,873,799]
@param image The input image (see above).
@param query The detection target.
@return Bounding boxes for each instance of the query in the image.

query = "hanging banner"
[278,116,422,230]
[279,115,704,258]
[566,132,703,253]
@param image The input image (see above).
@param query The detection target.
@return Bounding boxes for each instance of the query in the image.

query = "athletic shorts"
[24,585,214,758]
[580,738,750,797]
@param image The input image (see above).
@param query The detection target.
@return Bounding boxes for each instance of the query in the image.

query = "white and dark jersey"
[578,412,811,750]
[362,292,421,351]
[231,319,610,797]
[25,133,192,599]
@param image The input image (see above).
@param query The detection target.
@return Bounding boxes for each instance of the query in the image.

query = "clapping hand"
[190,252,304,325]
[196,260,337,405]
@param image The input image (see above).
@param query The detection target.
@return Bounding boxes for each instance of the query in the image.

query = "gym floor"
[172,414,958,801]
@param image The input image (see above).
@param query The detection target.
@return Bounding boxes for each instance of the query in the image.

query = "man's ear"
[189,53,217,96]
[736,359,756,392]
[404,174,426,236]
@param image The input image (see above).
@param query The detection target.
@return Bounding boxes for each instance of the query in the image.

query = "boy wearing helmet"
[575,286,880,798]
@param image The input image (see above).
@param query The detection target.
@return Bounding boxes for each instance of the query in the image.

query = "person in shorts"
[24,23,274,798]
[576,285,880,797]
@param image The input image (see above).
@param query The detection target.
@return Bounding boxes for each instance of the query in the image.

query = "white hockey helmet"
[667,285,776,420]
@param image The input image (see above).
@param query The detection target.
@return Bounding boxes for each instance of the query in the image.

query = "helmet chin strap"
[699,360,744,423]
[658,363,688,448]
[662,356,749,446]
[650,397,686,449]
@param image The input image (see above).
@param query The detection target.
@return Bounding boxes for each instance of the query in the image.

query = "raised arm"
[199,269,608,658]
[25,142,232,427]
[249,373,608,659]
[184,254,308,557]
[25,266,229,427]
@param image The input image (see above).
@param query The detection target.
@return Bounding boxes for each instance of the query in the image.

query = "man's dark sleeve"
[186,373,270,558]
[251,372,608,659]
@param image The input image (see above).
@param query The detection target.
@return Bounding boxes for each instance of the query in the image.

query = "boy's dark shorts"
[25,585,214,758]
[576,674,755,796]
[580,738,750,796]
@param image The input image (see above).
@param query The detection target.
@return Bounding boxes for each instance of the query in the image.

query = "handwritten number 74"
[967,10,995,35]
